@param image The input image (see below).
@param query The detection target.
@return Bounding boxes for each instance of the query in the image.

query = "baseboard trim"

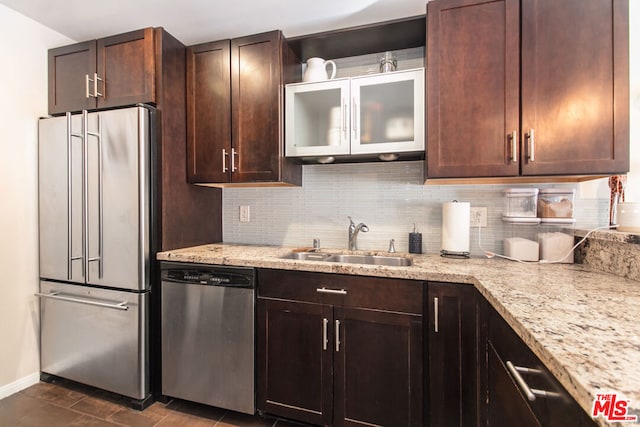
[0,372,40,400]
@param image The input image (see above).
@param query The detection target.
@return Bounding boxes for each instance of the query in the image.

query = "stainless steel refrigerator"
[37,105,155,407]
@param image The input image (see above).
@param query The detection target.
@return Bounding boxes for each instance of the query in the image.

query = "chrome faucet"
[348,216,369,250]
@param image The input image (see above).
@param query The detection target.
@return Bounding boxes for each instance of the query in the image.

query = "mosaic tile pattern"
[223,161,609,256]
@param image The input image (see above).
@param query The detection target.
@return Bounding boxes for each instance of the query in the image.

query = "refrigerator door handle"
[86,113,103,278]
[68,112,87,279]
[35,291,129,311]
[67,112,73,280]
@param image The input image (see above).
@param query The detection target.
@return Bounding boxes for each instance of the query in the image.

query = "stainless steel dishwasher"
[161,261,255,414]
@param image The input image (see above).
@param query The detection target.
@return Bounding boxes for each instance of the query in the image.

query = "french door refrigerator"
[37,105,156,407]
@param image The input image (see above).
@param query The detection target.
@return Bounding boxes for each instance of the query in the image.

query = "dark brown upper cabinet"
[48,28,155,115]
[426,0,629,180]
[186,31,302,186]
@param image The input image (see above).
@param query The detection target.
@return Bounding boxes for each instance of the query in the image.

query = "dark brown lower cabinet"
[257,298,332,426]
[335,307,423,427]
[488,307,596,426]
[257,269,423,427]
[427,282,487,427]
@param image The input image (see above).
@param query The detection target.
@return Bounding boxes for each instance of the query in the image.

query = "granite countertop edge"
[158,243,640,427]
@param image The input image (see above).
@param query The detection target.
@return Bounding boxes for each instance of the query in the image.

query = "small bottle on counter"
[409,223,422,254]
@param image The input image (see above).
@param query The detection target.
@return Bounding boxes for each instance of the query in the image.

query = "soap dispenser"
[409,223,422,254]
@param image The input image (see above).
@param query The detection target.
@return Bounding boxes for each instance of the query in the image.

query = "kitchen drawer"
[488,308,596,426]
[258,269,423,314]
[39,280,148,400]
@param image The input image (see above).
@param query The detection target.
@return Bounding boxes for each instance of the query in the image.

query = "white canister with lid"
[617,202,640,233]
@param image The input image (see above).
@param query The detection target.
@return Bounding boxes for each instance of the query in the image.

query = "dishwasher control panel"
[161,262,255,288]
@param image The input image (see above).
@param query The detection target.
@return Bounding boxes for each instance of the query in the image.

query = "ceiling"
[0,0,427,46]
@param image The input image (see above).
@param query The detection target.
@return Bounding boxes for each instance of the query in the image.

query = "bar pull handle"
[506,361,562,401]
[322,318,329,351]
[316,287,347,295]
[87,114,103,278]
[231,148,238,172]
[66,113,73,280]
[335,319,341,352]
[526,129,535,162]
[85,74,103,98]
[82,111,89,280]
[94,73,103,98]
[222,149,229,173]
[352,98,358,137]
[434,297,439,333]
[342,100,348,134]
[68,113,85,279]
[510,131,518,163]
[85,74,92,98]
[35,291,129,311]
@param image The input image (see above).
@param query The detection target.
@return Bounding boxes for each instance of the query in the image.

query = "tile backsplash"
[223,161,609,256]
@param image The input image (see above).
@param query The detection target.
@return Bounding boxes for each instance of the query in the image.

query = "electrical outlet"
[470,207,488,227]
[239,205,250,223]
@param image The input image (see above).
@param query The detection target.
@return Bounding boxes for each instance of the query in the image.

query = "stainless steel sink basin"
[282,252,332,261]
[282,251,411,266]
[326,254,412,266]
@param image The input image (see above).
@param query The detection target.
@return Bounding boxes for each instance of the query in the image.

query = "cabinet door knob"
[335,319,341,352]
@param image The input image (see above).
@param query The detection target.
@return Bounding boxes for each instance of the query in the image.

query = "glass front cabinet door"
[285,69,424,160]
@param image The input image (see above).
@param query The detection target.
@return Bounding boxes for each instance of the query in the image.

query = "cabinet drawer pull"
[316,287,347,295]
[322,318,328,351]
[335,319,341,352]
[526,129,535,162]
[434,297,439,333]
[506,361,562,401]
[510,131,518,163]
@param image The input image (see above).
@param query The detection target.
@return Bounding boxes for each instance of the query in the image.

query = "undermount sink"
[282,251,412,266]
[284,252,333,261]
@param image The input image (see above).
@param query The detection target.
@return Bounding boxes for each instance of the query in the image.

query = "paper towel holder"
[440,249,470,259]
[441,200,471,259]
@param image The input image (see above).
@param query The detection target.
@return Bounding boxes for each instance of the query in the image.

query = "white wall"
[626,0,640,201]
[0,4,72,396]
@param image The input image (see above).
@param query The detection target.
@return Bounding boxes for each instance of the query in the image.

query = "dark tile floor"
[0,379,308,427]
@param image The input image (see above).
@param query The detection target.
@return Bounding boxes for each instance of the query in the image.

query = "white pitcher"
[303,57,337,82]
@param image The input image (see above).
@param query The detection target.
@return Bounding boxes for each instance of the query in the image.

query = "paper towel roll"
[442,201,470,253]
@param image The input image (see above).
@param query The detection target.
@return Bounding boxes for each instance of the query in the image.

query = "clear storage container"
[503,188,539,218]
[537,188,575,219]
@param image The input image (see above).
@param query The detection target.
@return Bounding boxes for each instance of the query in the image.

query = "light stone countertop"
[158,243,640,426]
